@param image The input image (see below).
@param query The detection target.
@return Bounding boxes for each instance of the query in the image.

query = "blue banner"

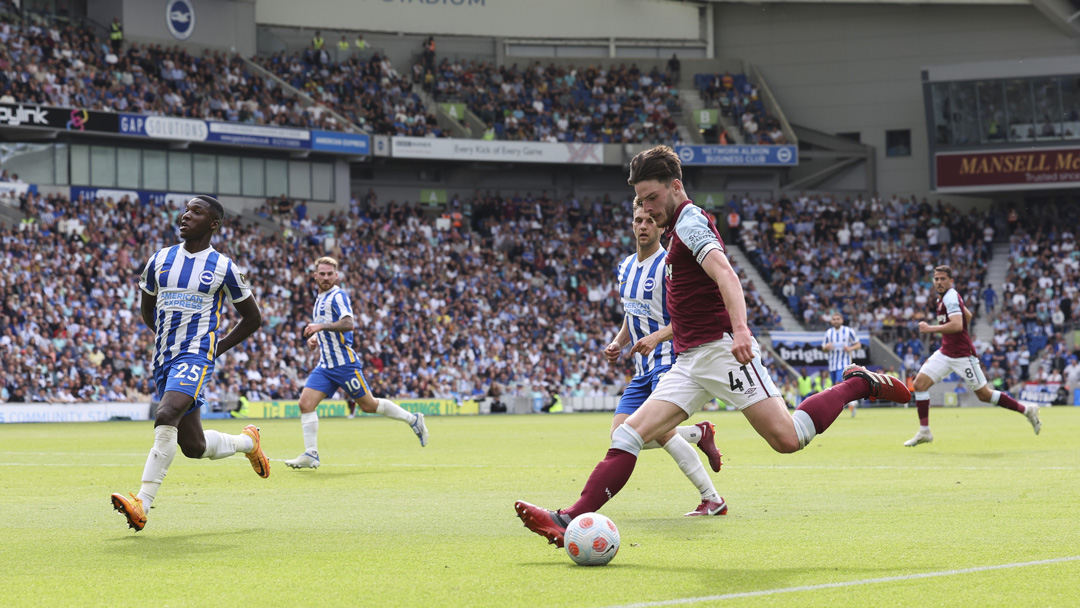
[675,145,797,166]
[311,130,370,154]
[769,331,870,368]
[70,187,196,207]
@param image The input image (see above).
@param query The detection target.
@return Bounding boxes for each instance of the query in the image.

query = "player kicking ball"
[515,146,911,547]
[607,202,725,517]
[284,257,428,469]
[112,196,270,532]
[904,265,1040,446]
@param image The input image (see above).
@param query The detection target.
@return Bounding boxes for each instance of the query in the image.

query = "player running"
[606,202,725,517]
[515,146,910,548]
[904,265,1040,446]
[822,312,861,416]
[111,196,269,532]
[284,256,428,469]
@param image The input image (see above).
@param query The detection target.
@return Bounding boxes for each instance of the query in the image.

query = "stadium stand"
[695,71,786,145]
[252,51,442,137]
[0,12,421,135]
[0,190,779,404]
[735,192,993,335]
[993,210,1080,384]
[428,59,684,144]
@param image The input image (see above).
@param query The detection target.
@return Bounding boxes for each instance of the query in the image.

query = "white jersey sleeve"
[138,250,161,296]
[942,289,962,317]
[674,205,723,265]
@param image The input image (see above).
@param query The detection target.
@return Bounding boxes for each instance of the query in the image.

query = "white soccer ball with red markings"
[564,512,620,566]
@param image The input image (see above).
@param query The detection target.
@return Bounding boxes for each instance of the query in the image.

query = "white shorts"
[651,334,781,416]
[917,350,988,391]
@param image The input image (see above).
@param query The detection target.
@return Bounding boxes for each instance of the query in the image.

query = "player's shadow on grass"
[283,467,429,480]
[108,528,262,556]
[516,561,891,581]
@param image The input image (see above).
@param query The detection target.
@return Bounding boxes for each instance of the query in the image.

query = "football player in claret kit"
[515,146,911,548]
[605,202,726,517]
[111,195,269,532]
[903,265,1040,446]
[284,256,428,470]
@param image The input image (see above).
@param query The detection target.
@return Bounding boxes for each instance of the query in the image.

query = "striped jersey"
[139,245,252,368]
[313,285,357,369]
[823,325,858,371]
[618,247,674,376]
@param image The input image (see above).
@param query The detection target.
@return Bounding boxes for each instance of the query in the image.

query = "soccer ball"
[564,512,620,566]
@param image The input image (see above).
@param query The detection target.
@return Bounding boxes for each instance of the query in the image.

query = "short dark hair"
[934,265,953,278]
[191,195,224,221]
[628,145,682,187]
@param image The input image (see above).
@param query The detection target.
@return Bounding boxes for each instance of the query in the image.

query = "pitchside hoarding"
[675,144,798,167]
[0,102,119,133]
[936,146,1080,193]
[245,399,479,418]
[391,137,603,164]
[0,402,150,423]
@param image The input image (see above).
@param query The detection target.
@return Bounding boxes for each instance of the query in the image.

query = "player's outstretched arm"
[303,316,354,338]
[700,249,753,364]
[215,296,263,358]
[630,324,673,357]
[139,290,157,331]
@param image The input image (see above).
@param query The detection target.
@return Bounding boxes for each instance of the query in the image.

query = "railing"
[747,63,798,147]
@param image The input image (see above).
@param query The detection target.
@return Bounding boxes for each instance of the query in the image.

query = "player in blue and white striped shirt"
[285,256,429,469]
[112,196,268,532]
[822,312,860,416]
[602,202,726,517]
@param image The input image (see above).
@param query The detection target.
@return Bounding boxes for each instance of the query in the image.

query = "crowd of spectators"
[737,192,994,336]
[426,59,683,144]
[986,206,1080,386]
[0,188,779,404]
[253,50,443,138]
[0,13,425,135]
[696,71,787,145]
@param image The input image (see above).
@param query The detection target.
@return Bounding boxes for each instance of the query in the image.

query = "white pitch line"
[596,555,1080,608]
[2,458,1080,472]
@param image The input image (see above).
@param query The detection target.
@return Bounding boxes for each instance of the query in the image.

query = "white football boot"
[285,451,320,469]
[903,429,934,447]
[1024,403,1041,435]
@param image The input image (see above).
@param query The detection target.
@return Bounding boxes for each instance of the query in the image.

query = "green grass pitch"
[1,407,1079,607]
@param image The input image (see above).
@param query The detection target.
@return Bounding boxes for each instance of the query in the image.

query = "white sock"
[676,425,702,445]
[610,423,644,456]
[201,430,238,460]
[643,425,701,449]
[919,425,931,432]
[376,398,417,425]
[664,434,719,501]
[137,425,178,510]
[990,390,1001,405]
[791,410,816,449]
[301,411,319,454]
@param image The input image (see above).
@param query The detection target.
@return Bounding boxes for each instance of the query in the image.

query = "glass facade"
[0,143,337,201]
[931,75,1080,147]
